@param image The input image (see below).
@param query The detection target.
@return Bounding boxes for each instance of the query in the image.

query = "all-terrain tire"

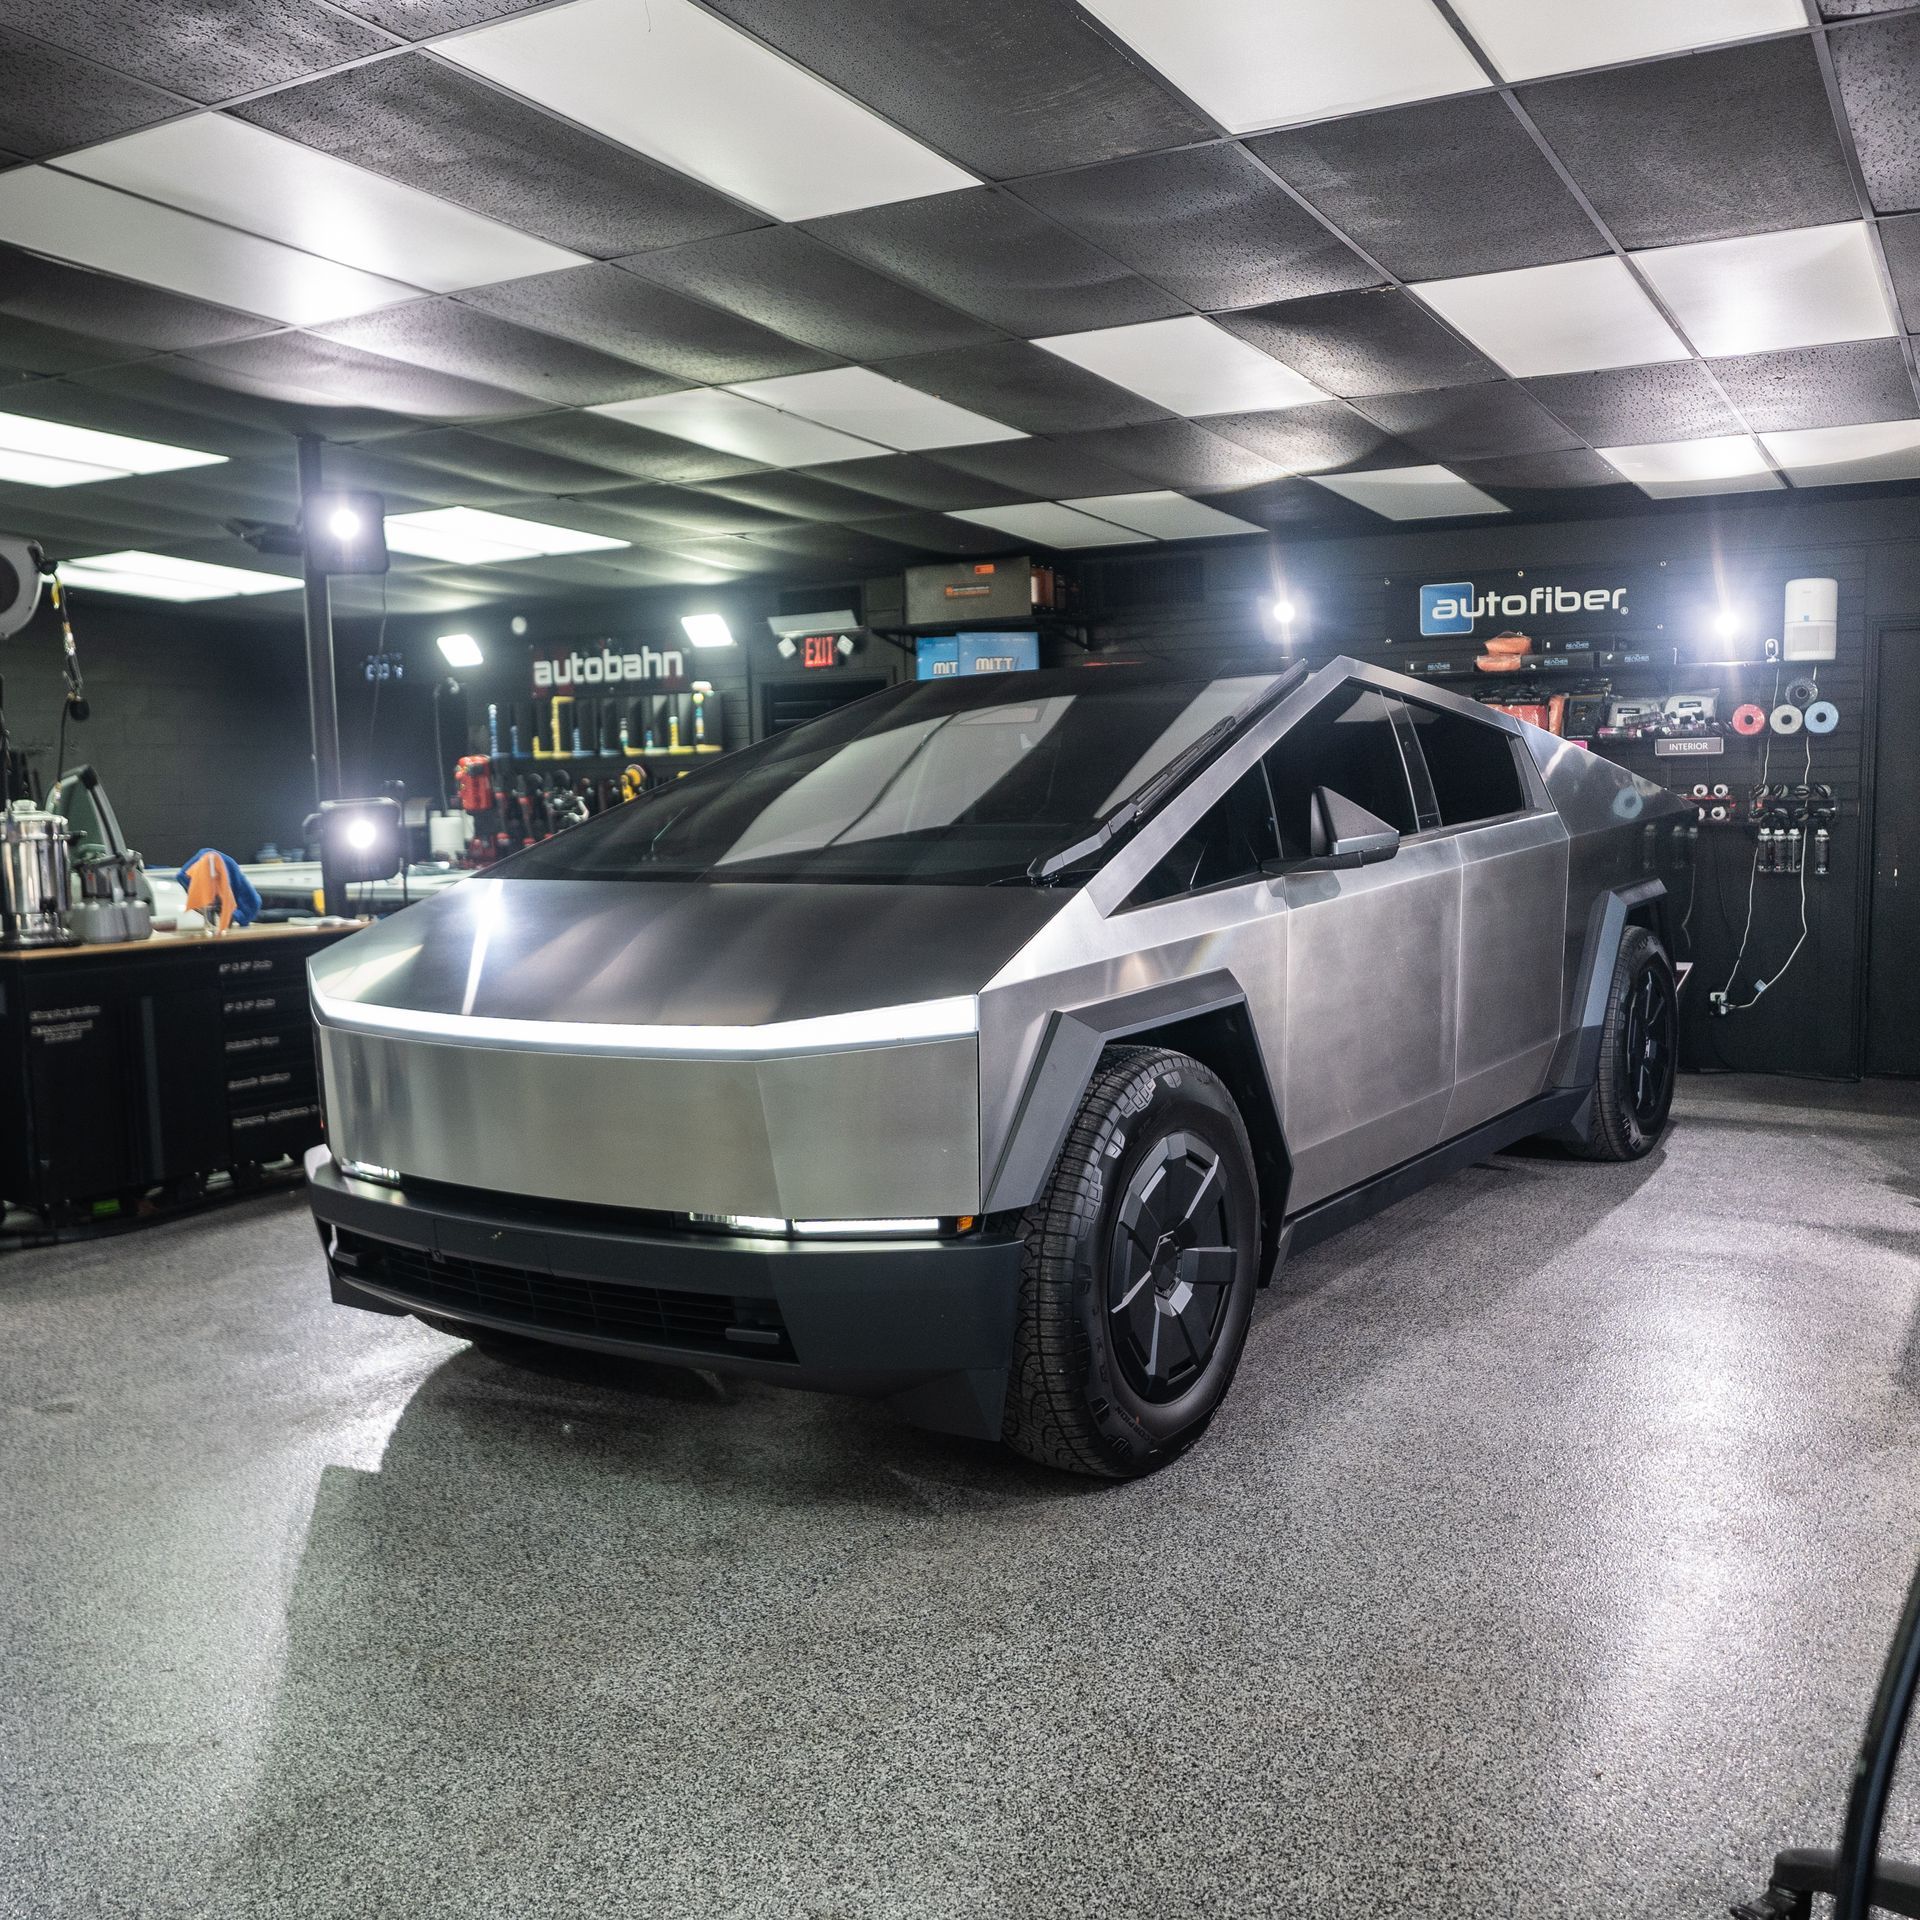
[1570,925,1677,1161]
[1003,1046,1260,1478]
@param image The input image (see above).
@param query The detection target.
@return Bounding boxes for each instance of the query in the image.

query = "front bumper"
[305,1148,1025,1440]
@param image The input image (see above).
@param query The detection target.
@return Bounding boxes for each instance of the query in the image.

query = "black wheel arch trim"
[1551,878,1670,1090]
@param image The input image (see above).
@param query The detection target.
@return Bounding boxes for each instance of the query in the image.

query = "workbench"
[0,922,359,1222]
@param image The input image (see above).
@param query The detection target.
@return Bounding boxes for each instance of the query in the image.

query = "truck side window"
[1263,686,1419,859]
[1401,701,1529,826]
[1126,764,1280,906]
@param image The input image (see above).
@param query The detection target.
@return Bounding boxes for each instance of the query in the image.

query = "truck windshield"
[498,666,1282,886]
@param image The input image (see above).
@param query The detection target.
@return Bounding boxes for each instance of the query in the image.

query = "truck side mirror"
[1268,787,1402,874]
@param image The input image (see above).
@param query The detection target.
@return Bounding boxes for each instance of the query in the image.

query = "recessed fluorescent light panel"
[725,368,1024,453]
[441,0,973,221]
[1061,491,1265,539]
[1036,317,1325,417]
[1632,222,1895,358]
[0,167,420,326]
[1309,465,1510,519]
[680,613,734,648]
[1080,0,1485,132]
[384,508,630,565]
[1447,0,1805,82]
[436,632,484,668]
[58,551,300,602]
[948,504,1154,548]
[1759,420,1920,489]
[0,410,226,489]
[592,390,884,467]
[1596,435,1781,498]
[1412,256,1688,376]
[53,118,585,294]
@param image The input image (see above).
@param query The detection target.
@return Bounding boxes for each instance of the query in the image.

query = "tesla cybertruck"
[306,657,1687,1478]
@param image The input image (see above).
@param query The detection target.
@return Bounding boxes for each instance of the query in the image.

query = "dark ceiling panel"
[1250,92,1604,282]
[618,227,998,362]
[0,28,183,155]
[0,245,268,355]
[1012,144,1379,313]
[694,471,901,522]
[795,452,1031,511]
[1882,211,1920,322]
[1202,401,1417,474]
[697,0,1210,178]
[876,339,1169,435]
[183,332,537,420]
[5,0,389,104]
[734,520,922,570]
[323,445,531,509]
[1829,13,1920,213]
[569,484,794,536]
[0,320,121,380]
[481,410,768,485]
[1707,338,1920,431]
[1189,475,1382,536]
[1213,286,1496,397]
[1050,418,1292,490]
[1,368,288,459]
[315,299,686,408]
[1357,382,1584,462]
[72,356,425,444]
[1819,0,1914,12]
[925,435,1158,499]
[330,0,551,33]
[803,189,1187,338]
[477,495,706,545]
[235,56,764,257]
[1518,40,1858,249]
[1453,448,1631,492]
[378,427,649,495]
[457,265,840,384]
[840,509,1013,556]
[1519,362,1744,444]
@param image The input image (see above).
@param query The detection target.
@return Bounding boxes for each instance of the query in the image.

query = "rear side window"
[1263,685,1419,859]
[1402,701,1529,827]
[1127,764,1279,906]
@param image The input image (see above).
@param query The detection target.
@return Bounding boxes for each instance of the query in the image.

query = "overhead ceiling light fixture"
[383,507,629,566]
[437,632,483,668]
[57,550,300,602]
[0,409,226,490]
[680,613,734,648]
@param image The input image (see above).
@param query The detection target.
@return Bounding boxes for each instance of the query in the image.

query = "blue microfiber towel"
[175,849,263,927]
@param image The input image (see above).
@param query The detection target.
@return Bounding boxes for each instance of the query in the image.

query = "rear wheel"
[1573,925,1677,1161]
[1003,1046,1260,1478]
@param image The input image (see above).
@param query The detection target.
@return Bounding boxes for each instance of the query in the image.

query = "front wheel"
[1002,1046,1260,1478]
[1573,925,1677,1161]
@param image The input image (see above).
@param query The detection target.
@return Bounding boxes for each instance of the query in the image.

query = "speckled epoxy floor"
[4,1075,1920,1920]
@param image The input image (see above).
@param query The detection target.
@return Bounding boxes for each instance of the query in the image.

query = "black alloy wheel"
[1574,924,1678,1161]
[1622,954,1676,1135]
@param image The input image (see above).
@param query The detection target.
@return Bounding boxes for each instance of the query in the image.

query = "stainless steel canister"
[1,800,78,947]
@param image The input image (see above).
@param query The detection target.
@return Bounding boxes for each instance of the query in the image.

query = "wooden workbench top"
[0,920,367,961]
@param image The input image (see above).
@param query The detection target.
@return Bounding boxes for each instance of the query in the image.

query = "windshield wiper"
[1025,660,1310,884]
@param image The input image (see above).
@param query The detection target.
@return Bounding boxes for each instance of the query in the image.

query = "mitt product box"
[916,632,1041,679]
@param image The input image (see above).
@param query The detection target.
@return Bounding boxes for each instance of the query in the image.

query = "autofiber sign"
[1419,577,1632,637]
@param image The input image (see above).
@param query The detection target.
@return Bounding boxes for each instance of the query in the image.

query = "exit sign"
[801,634,841,669]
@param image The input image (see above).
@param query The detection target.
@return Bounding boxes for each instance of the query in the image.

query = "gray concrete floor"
[5,1075,1920,1919]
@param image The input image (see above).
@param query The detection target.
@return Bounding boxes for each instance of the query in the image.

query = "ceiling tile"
[0,26,181,157]
[1190,474,1384,534]
[1447,0,1808,82]
[725,366,1023,452]
[693,471,894,521]
[235,55,763,259]
[1883,212,1920,321]
[1249,92,1603,282]
[2,0,389,103]
[0,167,422,325]
[1830,13,1920,213]
[796,452,1031,511]
[928,436,1176,499]
[842,509,1016,556]
[1356,380,1583,460]
[1709,338,1919,431]
[315,299,685,407]
[1212,286,1495,397]
[877,340,1168,436]
[381,426,653,494]
[1817,1,1917,15]
[330,0,551,32]
[1308,463,1511,518]
[590,389,883,466]
[1517,40,1859,251]
[1046,418,1292,489]
[0,244,269,355]
[1203,399,1418,472]
[57,115,587,296]
[73,355,425,444]
[0,317,148,381]
[1595,433,1782,496]
[1060,490,1264,539]
[1412,256,1689,376]
[732,521,924,569]
[441,0,973,222]
[618,226,996,361]
[477,410,767,484]
[479,494,736,546]
[1080,0,1485,134]
[949,502,1152,548]
[560,484,793,536]
[1452,447,1629,491]
[458,265,841,383]
[1520,361,1744,443]
[1634,222,1896,355]
[803,189,1186,338]
[697,0,1210,177]
[1013,145,1378,312]
[1036,316,1325,416]
[183,332,540,421]
[1760,417,1920,484]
